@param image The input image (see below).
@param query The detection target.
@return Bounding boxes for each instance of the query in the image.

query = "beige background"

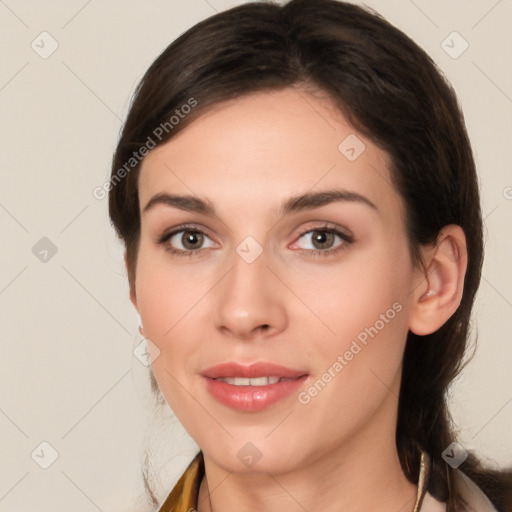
[1,0,511,511]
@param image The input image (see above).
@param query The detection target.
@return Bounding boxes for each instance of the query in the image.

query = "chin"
[201,438,308,476]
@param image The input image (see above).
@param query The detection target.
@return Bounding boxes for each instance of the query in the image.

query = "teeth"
[216,376,282,386]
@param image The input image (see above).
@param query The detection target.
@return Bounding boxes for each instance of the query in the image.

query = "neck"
[197,395,417,512]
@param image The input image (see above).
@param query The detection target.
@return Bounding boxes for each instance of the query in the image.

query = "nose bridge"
[212,237,287,338]
[232,238,270,294]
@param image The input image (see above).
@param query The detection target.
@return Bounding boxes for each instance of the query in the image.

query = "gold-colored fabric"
[157,452,204,512]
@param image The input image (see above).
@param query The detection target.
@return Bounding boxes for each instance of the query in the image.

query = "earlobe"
[408,225,468,336]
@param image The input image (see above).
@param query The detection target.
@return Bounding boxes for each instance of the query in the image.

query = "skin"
[129,87,467,512]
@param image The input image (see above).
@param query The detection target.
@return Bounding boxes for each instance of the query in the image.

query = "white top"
[420,470,498,511]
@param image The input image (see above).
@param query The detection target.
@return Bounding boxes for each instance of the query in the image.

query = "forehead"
[138,88,402,222]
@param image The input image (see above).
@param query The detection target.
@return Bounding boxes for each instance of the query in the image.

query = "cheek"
[134,250,200,398]
[292,262,411,433]
[290,245,413,399]
[293,250,410,336]
[134,245,208,339]
[135,266,198,419]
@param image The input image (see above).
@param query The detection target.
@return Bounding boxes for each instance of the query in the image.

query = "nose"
[212,244,288,341]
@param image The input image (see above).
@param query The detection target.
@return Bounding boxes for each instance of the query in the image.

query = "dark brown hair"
[108,0,512,509]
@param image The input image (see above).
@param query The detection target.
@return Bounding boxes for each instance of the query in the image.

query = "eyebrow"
[142,189,378,217]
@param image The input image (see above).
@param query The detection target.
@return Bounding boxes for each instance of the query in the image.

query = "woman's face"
[133,87,422,474]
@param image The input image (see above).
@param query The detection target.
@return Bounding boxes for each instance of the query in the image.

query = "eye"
[157,224,352,258]
[292,227,353,256]
[159,226,216,257]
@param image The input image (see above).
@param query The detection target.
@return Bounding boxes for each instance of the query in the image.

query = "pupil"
[313,231,333,249]
[183,231,202,249]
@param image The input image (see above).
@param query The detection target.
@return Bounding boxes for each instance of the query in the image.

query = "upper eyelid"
[160,223,214,240]
[160,223,351,247]
[291,227,352,250]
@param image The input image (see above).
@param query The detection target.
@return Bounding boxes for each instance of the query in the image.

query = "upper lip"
[202,362,308,379]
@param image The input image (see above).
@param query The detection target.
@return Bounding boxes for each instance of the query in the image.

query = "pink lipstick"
[202,362,308,412]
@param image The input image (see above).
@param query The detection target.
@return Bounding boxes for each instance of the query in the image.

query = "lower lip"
[204,376,308,412]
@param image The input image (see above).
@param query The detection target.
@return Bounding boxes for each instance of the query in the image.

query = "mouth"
[201,362,309,411]
[213,376,294,386]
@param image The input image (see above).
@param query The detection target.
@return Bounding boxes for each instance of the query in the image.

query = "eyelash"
[157,223,354,259]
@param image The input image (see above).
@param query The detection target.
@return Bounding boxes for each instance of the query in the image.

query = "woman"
[108,0,511,510]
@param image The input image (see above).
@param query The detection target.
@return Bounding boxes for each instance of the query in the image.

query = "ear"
[408,225,468,336]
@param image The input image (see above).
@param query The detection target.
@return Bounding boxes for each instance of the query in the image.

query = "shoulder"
[421,469,498,512]
[454,469,499,511]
